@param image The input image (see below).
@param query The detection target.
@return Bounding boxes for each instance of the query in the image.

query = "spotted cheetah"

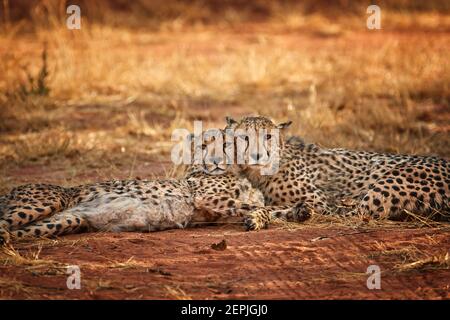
[0,131,301,244]
[225,116,449,224]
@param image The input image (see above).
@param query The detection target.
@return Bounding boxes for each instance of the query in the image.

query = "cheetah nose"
[251,153,262,161]
[211,157,223,165]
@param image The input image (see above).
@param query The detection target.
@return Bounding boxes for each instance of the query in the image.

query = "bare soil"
[0,224,449,299]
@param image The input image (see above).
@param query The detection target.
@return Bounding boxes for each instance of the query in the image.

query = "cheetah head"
[224,115,291,175]
[186,129,234,176]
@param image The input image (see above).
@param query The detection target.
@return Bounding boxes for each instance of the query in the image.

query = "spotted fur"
[226,116,450,222]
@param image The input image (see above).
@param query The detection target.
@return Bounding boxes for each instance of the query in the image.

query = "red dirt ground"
[0,224,449,299]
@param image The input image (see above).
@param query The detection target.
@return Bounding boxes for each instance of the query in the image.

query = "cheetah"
[224,115,449,224]
[0,130,301,244]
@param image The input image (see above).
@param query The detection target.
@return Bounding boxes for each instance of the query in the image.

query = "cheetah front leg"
[243,208,271,231]
[193,196,272,231]
[193,193,273,231]
[193,194,312,231]
[268,204,312,222]
[243,205,312,231]
[285,182,336,218]
[193,194,258,218]
[244,186,333,231]
[10,212,89,240]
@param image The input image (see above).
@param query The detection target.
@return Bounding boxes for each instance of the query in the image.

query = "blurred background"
[0,0,449,192]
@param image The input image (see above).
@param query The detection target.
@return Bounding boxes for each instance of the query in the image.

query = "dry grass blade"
[165,285,192,300]
[369,244,421,262]
[395,252,450,272]
[106,257,148,270]
[0,244,62,268]
[0,276,33,295]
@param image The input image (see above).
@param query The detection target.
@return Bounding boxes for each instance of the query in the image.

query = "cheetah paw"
[0,230,10,246]
[291,203,312,222]
[244,212,269,231]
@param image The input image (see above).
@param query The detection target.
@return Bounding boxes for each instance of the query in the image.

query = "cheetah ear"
[225,116,238,129]
[276,121,292,130]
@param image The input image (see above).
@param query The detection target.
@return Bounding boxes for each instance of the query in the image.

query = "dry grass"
[370,242,422,260]
[0,276,34,296]
[274,208,450,233]
[0,244,64,270]
[1,19,448,156]
[395,252,450,272]
[367,240,450,273]
[165,285,192,300]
